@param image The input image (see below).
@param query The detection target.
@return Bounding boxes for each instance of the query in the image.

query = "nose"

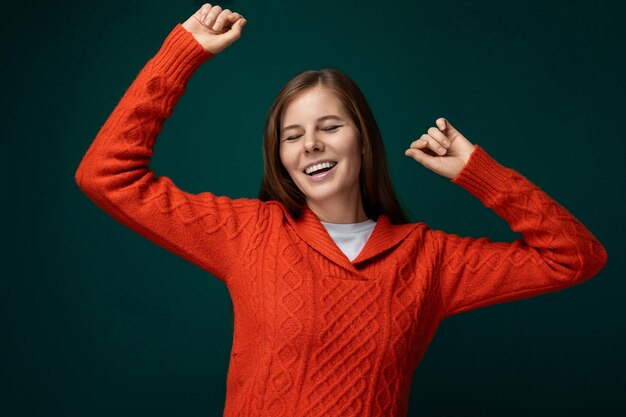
[303,131,324,153]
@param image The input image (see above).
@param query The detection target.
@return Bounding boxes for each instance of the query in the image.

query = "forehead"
[282,86,346,123]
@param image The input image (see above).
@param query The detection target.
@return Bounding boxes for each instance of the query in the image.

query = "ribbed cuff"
[148,23,215,84]
[450,145,513,206]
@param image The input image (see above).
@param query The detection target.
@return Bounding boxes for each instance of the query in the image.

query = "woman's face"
[279,85,362,208]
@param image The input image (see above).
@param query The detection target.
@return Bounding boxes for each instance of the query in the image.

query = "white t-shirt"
[320,219,377,261]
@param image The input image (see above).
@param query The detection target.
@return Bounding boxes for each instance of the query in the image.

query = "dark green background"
[2,0,624,415]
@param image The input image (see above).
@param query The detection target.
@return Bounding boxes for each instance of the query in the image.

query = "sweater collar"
[284,205,418,271]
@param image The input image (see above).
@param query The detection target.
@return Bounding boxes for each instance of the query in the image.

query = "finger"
[424,134,447,155]
[223,16,247,39]
[408,137,434,156]
[427,126,451,149]
[409,137,427,150]
[222,12,242,29]
[196,3,212,21]
[203,4,222,28]
[404,147,439,170]
[213,8,233,31]
[413,134,446,155]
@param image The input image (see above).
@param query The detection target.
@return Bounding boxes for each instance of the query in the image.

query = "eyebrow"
[281,115,344,133]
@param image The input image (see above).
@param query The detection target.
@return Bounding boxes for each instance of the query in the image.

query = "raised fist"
[181,3,247,55]
[405,118,476,179]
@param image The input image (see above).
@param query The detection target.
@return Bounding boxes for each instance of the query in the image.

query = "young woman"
[75,4,608,417]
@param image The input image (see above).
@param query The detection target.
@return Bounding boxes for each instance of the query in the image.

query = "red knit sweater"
[75,24,608,417]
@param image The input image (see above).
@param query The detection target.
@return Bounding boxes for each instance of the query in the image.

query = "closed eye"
[323,125,341,132]
[283,125,342,141]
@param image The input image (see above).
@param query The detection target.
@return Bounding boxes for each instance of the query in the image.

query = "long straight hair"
[258,68,409,225]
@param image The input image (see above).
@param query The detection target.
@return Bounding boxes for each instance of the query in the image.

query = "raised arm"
[406,118,608,319]
[74,4,257,284]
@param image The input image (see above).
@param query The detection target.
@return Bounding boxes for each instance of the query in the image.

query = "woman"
[75,4,607,417]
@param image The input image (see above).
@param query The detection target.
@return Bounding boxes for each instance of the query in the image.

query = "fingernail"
[443,139,450,147]
[438,147,446,154]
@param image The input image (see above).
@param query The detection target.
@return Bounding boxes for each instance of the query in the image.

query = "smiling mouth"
[304,161,338,176]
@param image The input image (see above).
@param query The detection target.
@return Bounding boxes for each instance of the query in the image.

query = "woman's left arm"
[406,118,608,319]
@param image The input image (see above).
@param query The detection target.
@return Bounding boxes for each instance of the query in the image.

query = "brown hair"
[257,68,409,225]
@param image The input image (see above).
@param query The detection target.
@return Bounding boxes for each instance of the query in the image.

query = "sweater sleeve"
[433,145,608,320]
[74,24,263,284]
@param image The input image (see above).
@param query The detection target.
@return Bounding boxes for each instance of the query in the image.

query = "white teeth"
[305,161,337,175]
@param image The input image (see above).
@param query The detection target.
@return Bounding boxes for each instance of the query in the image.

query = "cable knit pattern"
[75,23,608,417]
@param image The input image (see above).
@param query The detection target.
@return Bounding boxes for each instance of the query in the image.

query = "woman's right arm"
[74,5,255,285]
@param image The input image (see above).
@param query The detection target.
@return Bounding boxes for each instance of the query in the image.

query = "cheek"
[278,148,288,169]
[351,158,363,179]
[279,148,298,177]
[346,137,363,168]
[350,144,364,179]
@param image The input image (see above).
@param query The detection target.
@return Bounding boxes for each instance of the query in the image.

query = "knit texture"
[75,23,608,417]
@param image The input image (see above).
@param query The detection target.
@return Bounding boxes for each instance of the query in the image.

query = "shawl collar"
[284,205,418,273]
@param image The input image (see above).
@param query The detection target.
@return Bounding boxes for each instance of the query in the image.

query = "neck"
[306,188,368,224]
